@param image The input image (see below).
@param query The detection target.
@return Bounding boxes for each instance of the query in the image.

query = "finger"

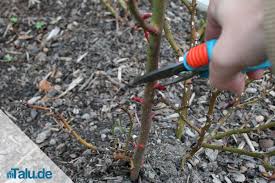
[205,0,222,41]
[209,31,246,95]
[205,15,222,41]
[210,67,246,95]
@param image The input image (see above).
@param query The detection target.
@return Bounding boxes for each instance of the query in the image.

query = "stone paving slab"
[0,110,74,183]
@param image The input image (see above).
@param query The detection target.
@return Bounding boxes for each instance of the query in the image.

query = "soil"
[0,0,274,183]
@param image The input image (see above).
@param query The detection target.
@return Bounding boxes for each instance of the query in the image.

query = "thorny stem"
[263,160,275,171]
[176,83,192,139]
[27,104,97,151]
[176,0,197,140]
[197,20,206,41]
[100,0,119,18]
[130,0,167,181]
[120,106,134,151]
[207,106,236,139]
[128,0,159,34]
[181,90,220,168]
[201,143,275,159]
[118,0,128,12]
[163,19,183,57]
[53,113,97,151]
[212,121,275,140]
[208,84,273,139]
[180,0,192,13]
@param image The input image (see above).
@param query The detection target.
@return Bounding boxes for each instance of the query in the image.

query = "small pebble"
[164,113,179,120]
[70,153,77,158]
[256,115,265,123]
[240,166,248,173]
[258,165,266,173]
[259,139,274,150]
[82,149,92,156]
[246,87,257,94]
[81,113,91,120]
[49,138,57,145]
[56,143,66,155]
[198,117,207,123]
[90,125,97,131]
[148,171,156,179]
[255,178,268,183]
[101,134,107,141]
[223,110,228,115]
[30,109,38,119]
[35,52,47,62]
[245,162,256,169]
[73,108,80,115]
[231,173,246,182]
[35,130,51,144]
[47,89,59,97]
[269,91,275,97]
[212,174,222,183]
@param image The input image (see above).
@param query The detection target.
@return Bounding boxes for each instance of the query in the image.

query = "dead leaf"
[38,79,53,93]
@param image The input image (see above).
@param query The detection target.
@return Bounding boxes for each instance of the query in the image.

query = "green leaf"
[3,54,14,62]
[35,21,46,30]
[10,16,18,24]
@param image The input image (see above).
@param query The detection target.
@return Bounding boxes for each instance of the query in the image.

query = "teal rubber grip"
[205,39,272,73]
[181,39,272,77]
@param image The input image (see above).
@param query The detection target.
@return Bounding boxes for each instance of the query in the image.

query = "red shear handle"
[186,43,209,68]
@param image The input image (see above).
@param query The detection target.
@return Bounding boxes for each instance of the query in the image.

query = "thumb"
[209,31,246,95]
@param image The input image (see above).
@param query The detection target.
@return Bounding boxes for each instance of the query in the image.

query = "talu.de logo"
[6,168,52,179]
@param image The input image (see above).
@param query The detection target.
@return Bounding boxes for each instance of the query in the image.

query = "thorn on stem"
[131,96,144,104]
[141,13,152,20]
[144,30,150,42]
[133,143,145,150]
[153,83,166,91]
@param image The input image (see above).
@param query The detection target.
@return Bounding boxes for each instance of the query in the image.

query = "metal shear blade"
[162,71,199,86]
[131,62,197,86]
[131,62,185,85]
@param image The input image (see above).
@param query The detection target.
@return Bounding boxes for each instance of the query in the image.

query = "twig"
[180,0,192,13]
[190,0,197,47]
[120,106,134,151]
[100,0,119,18]
[201,143,275,159]
[211,121,275,140]
[53,113,97,151]
[118,0,128,12]
[163,19,183,57]
[127,0,159,34]
[27,104,97,151]
[176,81,192,139]
[176,0,197,140]
[181,90,220,168]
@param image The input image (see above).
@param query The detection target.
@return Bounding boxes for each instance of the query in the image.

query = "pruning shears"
[132,39,272,86]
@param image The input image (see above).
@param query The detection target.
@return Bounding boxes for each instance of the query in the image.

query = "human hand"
[206,0,266,95]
